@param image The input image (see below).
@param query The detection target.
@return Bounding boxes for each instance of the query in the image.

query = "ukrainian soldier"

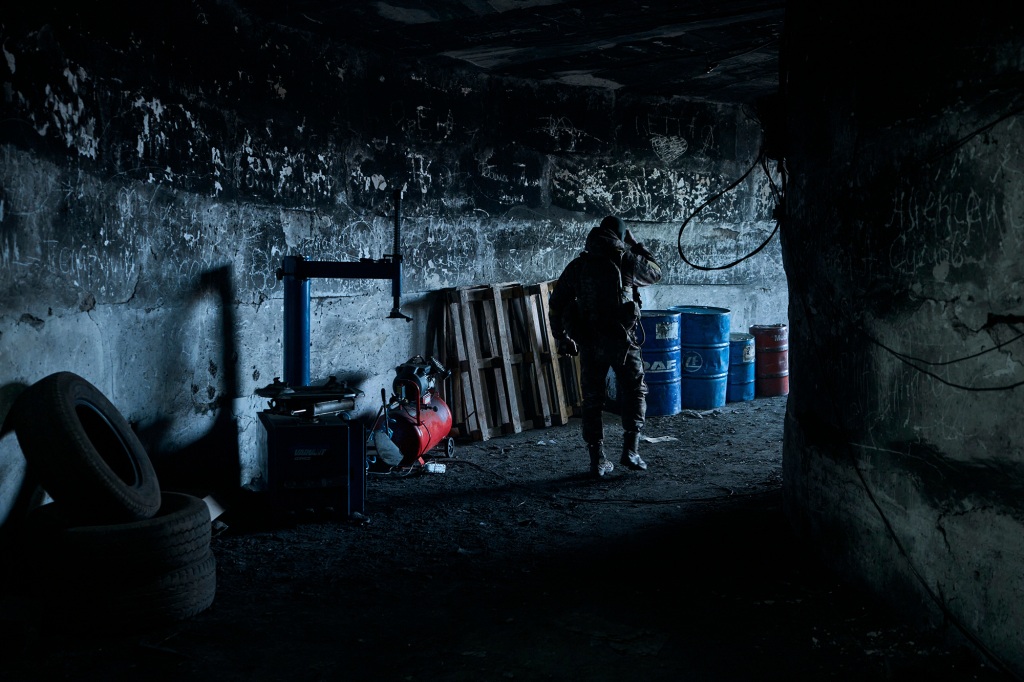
[549,215,662,478]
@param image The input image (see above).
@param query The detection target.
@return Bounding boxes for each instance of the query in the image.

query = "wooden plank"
[503,284,544,428]
[487,284,523,434]
[445,294,468,438]
[523,290,554,428]
[461,287,512,440]
[446,297,484,441]
[456,289,496,440]
[477,292,509,430]
[558,353,583,417]
[533,280,573,425]
[438,290,463,413]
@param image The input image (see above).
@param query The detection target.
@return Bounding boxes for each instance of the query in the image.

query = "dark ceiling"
[237,0,785,103]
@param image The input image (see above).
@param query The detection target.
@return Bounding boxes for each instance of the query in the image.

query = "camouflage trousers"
[578,343,647,446]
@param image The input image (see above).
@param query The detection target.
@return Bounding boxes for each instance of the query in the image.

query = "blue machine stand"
[276,189,412,387]
[259,189,411,517]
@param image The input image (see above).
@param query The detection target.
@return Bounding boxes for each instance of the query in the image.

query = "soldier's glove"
[630,242,655,261]
[557,337,579,357]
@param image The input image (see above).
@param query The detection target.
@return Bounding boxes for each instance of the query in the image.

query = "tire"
[24,494,217,632]
[10,372,161,523]
[28,492,211,573]
[107,549,217,628]
[46,549,218,632]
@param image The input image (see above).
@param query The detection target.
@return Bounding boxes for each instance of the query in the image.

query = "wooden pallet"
[525,281,576,427]
[438,281,582,441]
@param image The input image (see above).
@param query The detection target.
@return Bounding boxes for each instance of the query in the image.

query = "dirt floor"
[0,395,1009,681]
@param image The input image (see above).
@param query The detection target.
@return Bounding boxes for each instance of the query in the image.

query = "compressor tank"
[388,390,453,465]
[375,356,454,466]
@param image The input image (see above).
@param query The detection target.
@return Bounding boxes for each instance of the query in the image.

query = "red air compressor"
[374,356,454,467]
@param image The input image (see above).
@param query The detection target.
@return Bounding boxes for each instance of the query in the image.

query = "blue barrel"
[639,310,682,416]
[727,332,755,402]
[669,306,730,409]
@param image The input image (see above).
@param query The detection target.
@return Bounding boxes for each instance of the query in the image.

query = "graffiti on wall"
[845,115,1024,434]
[880,115,1024,289]
[532,115,605,154]
[0,13,786,311]
[550,158,759,223]
[886,186,1002,279]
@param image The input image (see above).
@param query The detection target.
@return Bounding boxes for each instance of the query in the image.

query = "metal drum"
[670,306,730,409]
[727,332,756,402]
[639,310,682,416]
[749,324,790,397]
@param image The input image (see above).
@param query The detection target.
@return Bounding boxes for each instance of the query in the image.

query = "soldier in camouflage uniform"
[548,216,662,478]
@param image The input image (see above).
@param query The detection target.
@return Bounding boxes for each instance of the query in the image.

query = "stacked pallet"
[436,281,582,441]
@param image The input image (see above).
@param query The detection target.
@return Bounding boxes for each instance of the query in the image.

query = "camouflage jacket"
[548,225,662,348]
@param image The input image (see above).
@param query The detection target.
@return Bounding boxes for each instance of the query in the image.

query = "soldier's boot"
[588,443,614,478]
[620,431,647,470]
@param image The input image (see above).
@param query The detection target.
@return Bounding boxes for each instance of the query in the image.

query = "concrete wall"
[0,5,786,520]
[782,3,1024,674]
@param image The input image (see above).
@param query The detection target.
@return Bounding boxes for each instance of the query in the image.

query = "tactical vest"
[569,251,640,343]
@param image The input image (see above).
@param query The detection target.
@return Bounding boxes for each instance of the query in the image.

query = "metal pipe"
[281,255,310,387]
[388,188,409,321]
[393,188,401,261]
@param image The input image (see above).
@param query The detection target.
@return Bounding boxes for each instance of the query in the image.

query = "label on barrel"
[655,321,679,340]
[643,358,678,374]
[683,351,703,373]
[742,345,755,362]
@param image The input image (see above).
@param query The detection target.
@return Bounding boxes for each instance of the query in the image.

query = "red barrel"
[749,324,789,397]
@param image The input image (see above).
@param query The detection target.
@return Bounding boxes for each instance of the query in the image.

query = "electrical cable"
[923,103,1024,168]
[367,465,419,478]
[851,456,1022,681]
[842,101,1024,392]
[877,332,1024,367]
[676,151,786,271]
[863,330,1024,392]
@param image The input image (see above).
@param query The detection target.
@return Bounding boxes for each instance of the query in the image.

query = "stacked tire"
[9,372,215,631]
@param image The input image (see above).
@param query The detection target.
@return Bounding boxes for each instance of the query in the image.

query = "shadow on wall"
[0,382,44,541]
[137,265,242,502]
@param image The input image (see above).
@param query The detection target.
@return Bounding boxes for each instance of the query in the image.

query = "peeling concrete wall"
[782,3,1024,673]
[0,4,786,518]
